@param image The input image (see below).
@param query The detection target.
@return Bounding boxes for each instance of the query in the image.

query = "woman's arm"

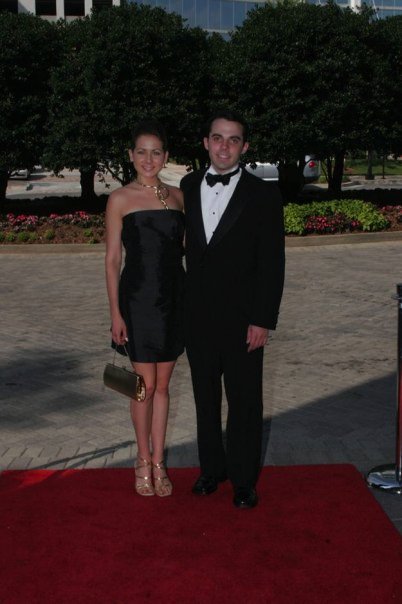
[105,192,127,345]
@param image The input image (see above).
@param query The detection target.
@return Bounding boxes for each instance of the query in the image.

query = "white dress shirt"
[201,166,242,244]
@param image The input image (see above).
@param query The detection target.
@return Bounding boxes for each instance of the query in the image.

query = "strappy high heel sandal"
[152,460,172,497]
[135,457,154,496]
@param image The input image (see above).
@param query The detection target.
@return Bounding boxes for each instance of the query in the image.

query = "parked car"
[245,162,279,181]
[10,169,31,179]
[303,156,321,183]
[245,156,320,183]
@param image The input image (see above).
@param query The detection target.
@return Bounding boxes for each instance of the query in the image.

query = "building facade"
[128,0,402,31]
[0,0,117,20]
[1,0,400,27]
[308,0,402,20]
[129,0,266,35]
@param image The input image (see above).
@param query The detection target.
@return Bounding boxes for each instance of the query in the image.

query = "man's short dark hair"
[204,110,249,142]
[130,120,168,151]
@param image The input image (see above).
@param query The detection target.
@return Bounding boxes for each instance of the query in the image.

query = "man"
[180,110,285,509]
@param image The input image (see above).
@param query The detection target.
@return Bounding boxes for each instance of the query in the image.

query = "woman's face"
[128,134,168,180]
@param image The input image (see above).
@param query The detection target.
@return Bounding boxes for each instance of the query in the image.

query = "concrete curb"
[1,230,402,254]
[285,230,402,247]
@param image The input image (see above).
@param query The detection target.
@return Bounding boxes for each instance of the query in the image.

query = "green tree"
[310,3,389,192]
[184,32,232,171]
[45,5,210,199]
[229,0,389,199]
[374,16,402,158]
[44,17,100,201]
[229,1,323,200]
[170,30,220,172]
[0,12,59,200]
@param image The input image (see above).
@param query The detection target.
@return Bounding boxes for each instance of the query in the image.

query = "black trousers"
[186,327,264,488]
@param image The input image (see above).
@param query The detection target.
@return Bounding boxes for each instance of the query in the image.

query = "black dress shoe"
[192,474,227,495]
[233,487,258,509]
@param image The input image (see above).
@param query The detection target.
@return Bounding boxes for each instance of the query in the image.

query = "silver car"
[245,155,320,183]
[10,169,31,179]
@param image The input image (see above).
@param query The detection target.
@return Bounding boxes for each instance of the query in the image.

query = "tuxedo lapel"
[208,171,249,249]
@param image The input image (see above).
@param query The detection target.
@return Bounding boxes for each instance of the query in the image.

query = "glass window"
[245,2,256,17]
[233,1,245,26]
[183,0,195,26]
[170,0,182,15]
[196,0,208,27]
[92,0,113,9]
[64,0,85,15]
[0,0,18,12]
[209,0,220,29]
[36,0,56,14]
[221,0,233,29]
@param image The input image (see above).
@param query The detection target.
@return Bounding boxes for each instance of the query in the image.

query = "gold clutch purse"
[103,347,146,402]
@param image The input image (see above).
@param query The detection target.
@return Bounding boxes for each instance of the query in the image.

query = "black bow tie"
[205,167,240,187]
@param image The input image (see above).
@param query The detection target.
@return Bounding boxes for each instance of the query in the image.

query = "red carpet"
[1,465,401,603]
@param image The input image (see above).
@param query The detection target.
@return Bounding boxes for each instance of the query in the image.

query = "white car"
[246,156,320,183]
[10,169,31,179]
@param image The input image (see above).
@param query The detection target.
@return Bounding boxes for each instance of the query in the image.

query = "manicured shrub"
[304,214,361,234]
[0,231,5,242]
[284,200,389,235]
[380,205,402,226]
[4,214,39,231]
[47,212,104,228]
[44,229,55,240]
[5,232,16,242]
[16,231,30,242]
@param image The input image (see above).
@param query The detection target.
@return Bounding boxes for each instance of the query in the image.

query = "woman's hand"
[111,314,128,346]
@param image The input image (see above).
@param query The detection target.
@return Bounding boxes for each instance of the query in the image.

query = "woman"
[105,121,184,497]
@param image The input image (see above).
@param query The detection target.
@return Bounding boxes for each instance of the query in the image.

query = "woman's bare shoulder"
[106,184,138,212]
[165,184,184,211]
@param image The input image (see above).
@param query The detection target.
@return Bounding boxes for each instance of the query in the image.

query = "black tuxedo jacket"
[181,168,285,336]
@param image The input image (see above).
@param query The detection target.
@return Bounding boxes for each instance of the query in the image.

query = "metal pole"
[366,283,402,494]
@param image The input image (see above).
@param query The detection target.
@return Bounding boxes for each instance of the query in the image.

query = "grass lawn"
[344,158,402,176]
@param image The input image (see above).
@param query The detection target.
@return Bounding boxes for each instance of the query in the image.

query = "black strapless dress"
[114,209,185,363]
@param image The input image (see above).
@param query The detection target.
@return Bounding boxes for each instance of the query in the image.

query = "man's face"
[204,118,249,174]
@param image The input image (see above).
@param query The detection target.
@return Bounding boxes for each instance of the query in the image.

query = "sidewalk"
[5,163,188,198]
[6,165,402,199]
[1,237,402,532]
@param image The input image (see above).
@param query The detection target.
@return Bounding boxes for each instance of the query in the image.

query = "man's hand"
[246,325,269,352]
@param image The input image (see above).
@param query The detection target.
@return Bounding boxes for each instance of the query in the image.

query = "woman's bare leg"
[130,362,156,495]
[151,361,176,496]
[151,361,176,460]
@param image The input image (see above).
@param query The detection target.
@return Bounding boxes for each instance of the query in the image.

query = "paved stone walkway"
[1,236,402,531]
